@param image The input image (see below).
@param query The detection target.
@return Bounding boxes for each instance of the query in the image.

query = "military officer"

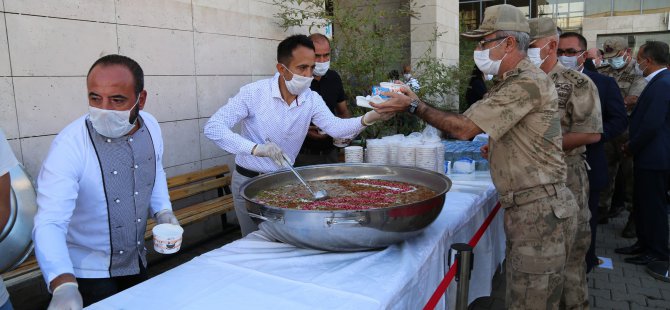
[371,5,578,309]
[529,17,603,309]
[598,37,647,238]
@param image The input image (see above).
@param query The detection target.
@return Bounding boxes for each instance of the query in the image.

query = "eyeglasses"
[476,36,508,50]
[557,49,585,56]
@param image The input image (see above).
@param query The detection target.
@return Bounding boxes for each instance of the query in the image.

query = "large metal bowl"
[0,164,36,273]
[241,164,451,251]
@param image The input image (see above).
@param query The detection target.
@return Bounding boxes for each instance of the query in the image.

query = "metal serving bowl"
[241,164,451,251]
[0,164,37,273]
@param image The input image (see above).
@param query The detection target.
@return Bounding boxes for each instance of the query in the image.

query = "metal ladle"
[281,153,329,201]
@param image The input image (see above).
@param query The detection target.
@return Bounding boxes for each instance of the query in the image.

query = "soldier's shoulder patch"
[561,69,588,88]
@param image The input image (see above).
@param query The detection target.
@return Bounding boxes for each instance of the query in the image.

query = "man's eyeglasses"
[477,36,508,49]
[557,49,585,56]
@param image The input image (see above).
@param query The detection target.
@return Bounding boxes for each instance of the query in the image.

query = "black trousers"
[585,189,600,272]
[76,258,148,306]
[633,168,670,258]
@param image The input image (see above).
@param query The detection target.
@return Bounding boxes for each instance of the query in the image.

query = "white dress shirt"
[204,73,365,173]
[33,111,172,285]
[0,129,18,307]
[644,67,667,82]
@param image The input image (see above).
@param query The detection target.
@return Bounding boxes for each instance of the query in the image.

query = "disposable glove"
[155,209,179,225]
[362,110,395,126]
[47,282,83,310]
[252,142,285,166]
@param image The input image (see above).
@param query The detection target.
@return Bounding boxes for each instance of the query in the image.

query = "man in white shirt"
[33,55,180,309]
[0,129,19,310]
[204,35,392,237]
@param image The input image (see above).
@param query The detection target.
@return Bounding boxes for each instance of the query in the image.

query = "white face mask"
[313,61,330,77]
[609,54,628,69]
[282,64,314,95]
[403,73,412,80]
[635,59,647,76]
[527,41,550,67]
[558,52,585,70]
[473,38,508,76]
[89,96,140,138]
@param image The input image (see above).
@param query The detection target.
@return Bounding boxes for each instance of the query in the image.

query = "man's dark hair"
[560,32,587,51]
[640,41,670,65]
[87,54,144,95]
[308,33,330,47]
[277,35,315,65]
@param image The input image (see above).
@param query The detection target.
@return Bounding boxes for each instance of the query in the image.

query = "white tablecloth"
[89,172,504,310]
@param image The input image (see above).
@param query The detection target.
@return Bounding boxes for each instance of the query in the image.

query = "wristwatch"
[408,99,420,114]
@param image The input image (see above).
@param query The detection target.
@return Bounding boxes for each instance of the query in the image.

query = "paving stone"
[596,278,627,291]
[630,303,663,310]
[661,289,670,300]
[595,296,630,310]
[647,298,670,309]
[628,283,663,299]
[640,278,670,290]
[611,289,647,306]
[589,271,609,282]
[589,288,611,299]
[610,273,643,286]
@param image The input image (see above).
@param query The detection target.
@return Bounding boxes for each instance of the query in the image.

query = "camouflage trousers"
[599,132,634,214]
[503,184,578,310]
[562,157,592,309]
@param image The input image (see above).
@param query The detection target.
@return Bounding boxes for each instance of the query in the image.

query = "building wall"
[0,0,461,182]
[582,12,669,49]
[411,0,460,111]
[0,0,308,181]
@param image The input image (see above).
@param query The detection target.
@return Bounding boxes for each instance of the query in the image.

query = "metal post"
[646,259,670,282]
[450,243,474,310]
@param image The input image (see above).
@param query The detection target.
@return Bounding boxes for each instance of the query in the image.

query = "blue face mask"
[609,55,628,69]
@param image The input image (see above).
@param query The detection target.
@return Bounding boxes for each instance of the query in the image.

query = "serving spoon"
[281,153,329,201]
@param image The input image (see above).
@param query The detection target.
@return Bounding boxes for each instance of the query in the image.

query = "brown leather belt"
[500,183,565,207]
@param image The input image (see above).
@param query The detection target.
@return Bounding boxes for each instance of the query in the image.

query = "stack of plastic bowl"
[415,144,437,171]
[435,142,446,174]
[381,135,403,165]
[366,139,388,164]
[345,146,364,163]
[397,142,417,167]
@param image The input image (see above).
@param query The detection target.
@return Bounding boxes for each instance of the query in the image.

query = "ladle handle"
[281,154,316,195]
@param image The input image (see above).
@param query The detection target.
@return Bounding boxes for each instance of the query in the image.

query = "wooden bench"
[2,164,235,287]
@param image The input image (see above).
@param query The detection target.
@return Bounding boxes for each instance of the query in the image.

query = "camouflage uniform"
[464,58,579,310]
[597,61,647,216]
[549,62,603,309]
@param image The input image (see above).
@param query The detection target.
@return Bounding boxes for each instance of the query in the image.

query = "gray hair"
[497,30,530,54]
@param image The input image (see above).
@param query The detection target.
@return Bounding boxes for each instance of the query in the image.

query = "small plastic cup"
[152,224,184,254]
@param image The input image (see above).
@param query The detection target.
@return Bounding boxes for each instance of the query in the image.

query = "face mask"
[282,64,314,95]
[403,73,412,80]
[527,41,550,67]
[485,74,494,81]
[473,38,508,76]
[635,59,647,76]
[609,55,627,69]
[558,52,585,70]
[313,61,330,77]
[592,59,597,67]
[89,96,140,138]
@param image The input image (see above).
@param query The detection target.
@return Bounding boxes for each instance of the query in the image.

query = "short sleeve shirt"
[598,60,647,98]
[464,58,566,194]
[549,62,604,156]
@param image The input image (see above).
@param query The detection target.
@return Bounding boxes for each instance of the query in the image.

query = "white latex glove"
[48,282,83,310]
[253,142,284,166]
[155,209,179,225]
[362,110,395,126]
